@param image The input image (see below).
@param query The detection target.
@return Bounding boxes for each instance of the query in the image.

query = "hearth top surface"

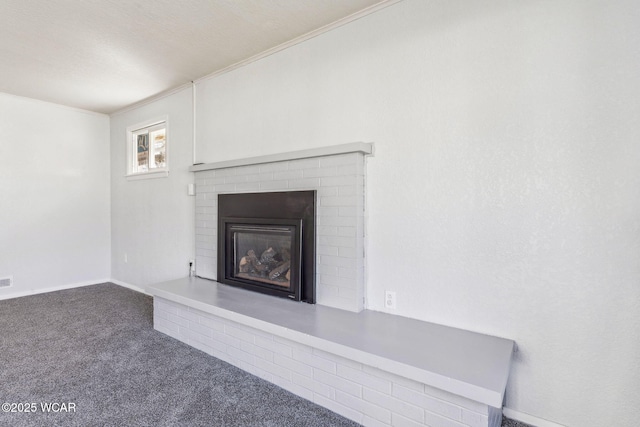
[148,277,515,407]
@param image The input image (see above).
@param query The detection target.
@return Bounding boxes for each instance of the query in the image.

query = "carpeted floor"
[0,283,531,427]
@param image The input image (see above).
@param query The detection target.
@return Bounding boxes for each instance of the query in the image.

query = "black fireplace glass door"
[221,217,302,300]
[232,226,293,287]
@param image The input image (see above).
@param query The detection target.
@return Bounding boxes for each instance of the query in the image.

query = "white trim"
[0,279,110,301]
[108,0,404,117]
[110,279,150,296]
[125,170,169,181]
[503,408,567,427]
[126,115,169,178]
[190,142,373,172]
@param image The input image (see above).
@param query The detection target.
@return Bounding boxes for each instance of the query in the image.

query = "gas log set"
[237,246,291,287]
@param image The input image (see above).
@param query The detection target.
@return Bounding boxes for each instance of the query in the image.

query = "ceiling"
[0,0,394,114]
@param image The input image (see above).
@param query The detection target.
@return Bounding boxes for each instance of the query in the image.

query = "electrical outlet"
[385,291,396,309]
[124,253,128,263]
[189,259,196,276]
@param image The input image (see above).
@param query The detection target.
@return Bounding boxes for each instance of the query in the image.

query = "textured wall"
[0,93,110,297]
[110,88,195,287]
[193,1,640,425]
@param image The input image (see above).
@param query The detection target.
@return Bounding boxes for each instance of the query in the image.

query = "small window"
[126,117,168,180]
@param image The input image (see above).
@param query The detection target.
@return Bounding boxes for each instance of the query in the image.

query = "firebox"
[217,191,316,303]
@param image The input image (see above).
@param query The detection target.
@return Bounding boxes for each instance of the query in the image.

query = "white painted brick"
[259,180,289,190]
[274,336,312,354]
[424,385,489,415]
[198,315,225,333]
[224,174,248,184]
[320,175,359,187]
[392,413,424,427]
[274,354,313,377]
[318,235,356,248]
[225,324,256,343]
[188,320,214,338]
[271,375,314,401]
[320,274,357,289]
[337,163,360,176]
[195,227,215,236]
[293,349,336,374]
[287,177,320,189]
[254,357,292,381]
[317,226,339,236]
[188,337,216,357]
[363,388,424,424]
[215,330,241,350]
[227,345,256,366]
[316,206,340,217]
[338,246,358,258]
[318,215,358,227]
[240,340,274,362]
[178,306,199,323]
[462,408,489,427]
[317,245,339,256]
[313,395,363,425]
[156,298,179,315]
[255,336,293,357]
[213,183,237,193]
[393,385,462,421]
[303,166,338,178]
[338,365,392,394]
[317,264,339,277]
[236,361,273,383]
[424,410,467,427]
[335,390,391,424]
[316,187,338,197]
[154,317,179,334]
[292,372,334,399]
[163,312,190,328]
[321,195,358,207]
[314,369,361,397]
[362,415,391,427]
[235,182,260,192]
[273,170,303,180]
[319,255,358,268]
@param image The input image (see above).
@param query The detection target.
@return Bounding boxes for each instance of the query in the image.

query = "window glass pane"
[136,133,149,172]
[149,128,166,169]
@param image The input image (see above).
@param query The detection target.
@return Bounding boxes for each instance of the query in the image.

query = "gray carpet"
[0,283,531,427]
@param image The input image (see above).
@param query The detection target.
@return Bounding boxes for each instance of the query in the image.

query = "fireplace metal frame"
[219,217,303,300]
[217,191,316,303]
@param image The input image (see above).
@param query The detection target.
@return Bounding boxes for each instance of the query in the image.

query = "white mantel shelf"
[148,277,514,409]
[189,142,373,172]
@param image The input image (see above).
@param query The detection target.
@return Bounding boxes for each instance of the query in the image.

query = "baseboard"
[0,279,110,301]
[503,408,567,427]
[109,279,150,296]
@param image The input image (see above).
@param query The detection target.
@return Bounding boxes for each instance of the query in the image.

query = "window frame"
[125,116,169,180]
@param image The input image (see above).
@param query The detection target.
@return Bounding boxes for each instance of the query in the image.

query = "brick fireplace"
[193,142,370,312]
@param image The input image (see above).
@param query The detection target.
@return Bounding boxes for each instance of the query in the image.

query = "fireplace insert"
[217,191,316,303]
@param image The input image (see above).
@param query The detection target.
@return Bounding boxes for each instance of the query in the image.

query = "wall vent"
[0,276,13,288]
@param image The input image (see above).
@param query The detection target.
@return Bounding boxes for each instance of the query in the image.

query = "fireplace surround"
[217,191,316,303]
[192,142,370,312]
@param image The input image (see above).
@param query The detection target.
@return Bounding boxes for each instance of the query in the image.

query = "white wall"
[110,88,195,288]
[0,92,110,297]
[193,1,640,426]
